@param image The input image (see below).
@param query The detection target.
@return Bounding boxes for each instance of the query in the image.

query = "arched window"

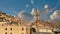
[30,28,36,33]
[22,28,24,31]
[5,28,7,30]
[5,32,7,34]
[10,32,12,34]
[10,28,12,30]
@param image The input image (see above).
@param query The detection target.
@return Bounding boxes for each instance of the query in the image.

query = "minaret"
[35,9,40,21]
[35,9,40,32]
[31,8,40,32]
[32,9,40,22]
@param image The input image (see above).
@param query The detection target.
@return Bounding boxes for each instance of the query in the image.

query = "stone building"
[0,11,31,34]
[0,10,59,34]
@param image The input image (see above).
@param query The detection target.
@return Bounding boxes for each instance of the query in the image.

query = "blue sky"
[0,0,60,21]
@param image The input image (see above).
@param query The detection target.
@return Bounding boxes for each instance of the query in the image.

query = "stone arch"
[30,27,36,32]
[30,27,37,34]
[30,25,37,33]
[31,25,37,31]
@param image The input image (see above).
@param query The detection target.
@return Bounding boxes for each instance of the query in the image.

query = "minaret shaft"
[35,9,40,32]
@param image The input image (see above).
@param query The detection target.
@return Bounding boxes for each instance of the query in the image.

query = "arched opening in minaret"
[30,28,36,34]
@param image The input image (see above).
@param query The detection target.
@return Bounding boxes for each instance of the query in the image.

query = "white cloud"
[42,5,51,14]
[26,4,29,8]
[18,10,34,22]
[18,10,26,18]
[40,5,51,20]
[44,5,48,8]
[31,0,34,4]
[50,10,59,20]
